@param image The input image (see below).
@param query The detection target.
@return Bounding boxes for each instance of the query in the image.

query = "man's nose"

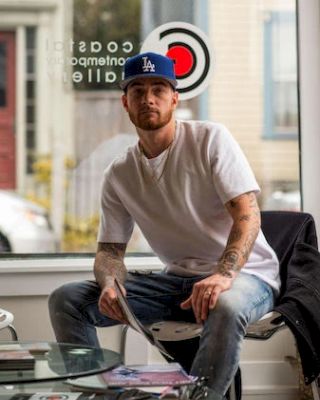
[141,88,154,104]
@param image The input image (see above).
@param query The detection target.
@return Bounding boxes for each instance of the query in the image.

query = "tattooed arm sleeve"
[94,242,128,289]
[218,191,261,278]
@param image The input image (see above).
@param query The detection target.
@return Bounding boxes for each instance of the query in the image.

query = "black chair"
[146,211,319,399]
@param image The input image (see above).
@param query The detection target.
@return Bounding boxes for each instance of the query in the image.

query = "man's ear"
[122,94,128,112]
[172,91,179,109]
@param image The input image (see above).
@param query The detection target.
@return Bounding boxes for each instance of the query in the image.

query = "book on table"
[0,349,35,370]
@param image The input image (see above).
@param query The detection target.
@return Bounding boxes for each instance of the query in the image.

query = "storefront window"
[0,0,300,254]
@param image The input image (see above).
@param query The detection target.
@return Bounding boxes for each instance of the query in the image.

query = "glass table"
[0,342,121,385]
[0,342,198,399]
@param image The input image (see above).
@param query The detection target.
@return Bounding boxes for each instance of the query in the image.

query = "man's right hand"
[98,283,128,324]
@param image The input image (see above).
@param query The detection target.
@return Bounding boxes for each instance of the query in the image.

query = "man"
[49,52,280,399]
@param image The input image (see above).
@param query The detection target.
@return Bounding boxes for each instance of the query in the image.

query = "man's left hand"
[180,273,236,323]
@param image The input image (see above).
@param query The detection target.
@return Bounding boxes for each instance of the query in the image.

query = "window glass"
[0,0,300,255]
[264,12,298,138]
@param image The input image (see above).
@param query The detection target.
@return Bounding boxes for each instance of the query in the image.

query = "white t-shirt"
[98,120,280,292]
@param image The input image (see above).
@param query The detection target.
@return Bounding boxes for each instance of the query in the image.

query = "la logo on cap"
[142,56,155,73]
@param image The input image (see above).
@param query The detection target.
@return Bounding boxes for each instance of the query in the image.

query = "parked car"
[0,190,58,253]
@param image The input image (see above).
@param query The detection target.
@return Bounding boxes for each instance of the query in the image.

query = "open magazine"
[67,363,195,392]
[101,363,195,387]
[114,278,173,360]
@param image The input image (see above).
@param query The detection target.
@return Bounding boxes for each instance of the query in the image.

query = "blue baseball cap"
[120,52,178,90]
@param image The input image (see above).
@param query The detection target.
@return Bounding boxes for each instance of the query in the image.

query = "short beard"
[128,109,173,131]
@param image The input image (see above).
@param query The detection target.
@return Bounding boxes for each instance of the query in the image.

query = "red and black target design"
[160,27,211,94]
[166,42,197,79]
[141,22,212,99]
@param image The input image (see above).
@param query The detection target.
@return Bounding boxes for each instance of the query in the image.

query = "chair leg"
[119,325,129,363]
[8,325,18,341]
[311,376,320,400]
[227,367,242,400]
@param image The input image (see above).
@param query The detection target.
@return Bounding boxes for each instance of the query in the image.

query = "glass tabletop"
[0,342,121,384]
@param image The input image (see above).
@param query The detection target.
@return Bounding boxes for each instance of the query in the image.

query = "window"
[0,0,300,255]
[263,12,298,139]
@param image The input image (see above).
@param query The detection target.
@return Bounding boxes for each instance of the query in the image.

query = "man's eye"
[154,87,164,94]
[132,89,143,96]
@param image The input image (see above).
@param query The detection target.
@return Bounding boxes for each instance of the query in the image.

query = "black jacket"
[261,211,320,384]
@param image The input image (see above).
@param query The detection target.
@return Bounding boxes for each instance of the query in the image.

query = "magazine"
[67,363,195,390]
[114,278,173,360]
[101,363,196,387]
[0,393,84,400]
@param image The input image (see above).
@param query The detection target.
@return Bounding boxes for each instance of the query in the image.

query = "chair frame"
[0,308,18,341]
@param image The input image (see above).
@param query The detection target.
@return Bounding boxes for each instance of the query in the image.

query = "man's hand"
[98,280,128,324]
[180,273,235,323]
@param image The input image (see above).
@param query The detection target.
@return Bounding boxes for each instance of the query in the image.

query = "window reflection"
[0,0,300,254]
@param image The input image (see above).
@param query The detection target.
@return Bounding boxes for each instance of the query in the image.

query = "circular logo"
[141,22,213,100]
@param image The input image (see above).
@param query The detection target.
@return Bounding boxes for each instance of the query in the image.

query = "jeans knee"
[49,284,67,314]
[214,297,249,330]
[48,282,80,316]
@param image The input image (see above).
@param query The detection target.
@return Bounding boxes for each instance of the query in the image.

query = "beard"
[128,108,173,131]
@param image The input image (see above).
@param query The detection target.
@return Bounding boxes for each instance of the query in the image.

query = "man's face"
[122,77,178,131]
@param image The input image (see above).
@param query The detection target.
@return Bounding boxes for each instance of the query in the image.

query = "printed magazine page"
[114,278,173,360]
[67,364,195,392]
[101,363,196,387]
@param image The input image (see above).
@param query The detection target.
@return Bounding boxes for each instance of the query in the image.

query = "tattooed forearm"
[226,226,243,245]
[217,248,242,278]
[241,230,257,260]
[239,214,251,222]
[94,242,127,289]
[218,191,261,278]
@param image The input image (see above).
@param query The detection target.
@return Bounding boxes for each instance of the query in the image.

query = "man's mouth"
[140,109,158,115]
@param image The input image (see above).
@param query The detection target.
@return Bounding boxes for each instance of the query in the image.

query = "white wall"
[298,0,320,233]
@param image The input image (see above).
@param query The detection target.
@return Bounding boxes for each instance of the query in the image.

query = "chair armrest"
[0,308,14,330]
[148,321,203,341]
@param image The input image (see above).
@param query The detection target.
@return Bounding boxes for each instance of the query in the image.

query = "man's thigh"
[79,272,196,328]
[211,272,275,325]
[124,271,197,324]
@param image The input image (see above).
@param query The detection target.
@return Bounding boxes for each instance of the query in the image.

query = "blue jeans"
[49,271,274,398]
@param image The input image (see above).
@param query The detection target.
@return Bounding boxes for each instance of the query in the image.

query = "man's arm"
[218,191,261,278]
[181,191,261,323]
[94,242,128,322]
